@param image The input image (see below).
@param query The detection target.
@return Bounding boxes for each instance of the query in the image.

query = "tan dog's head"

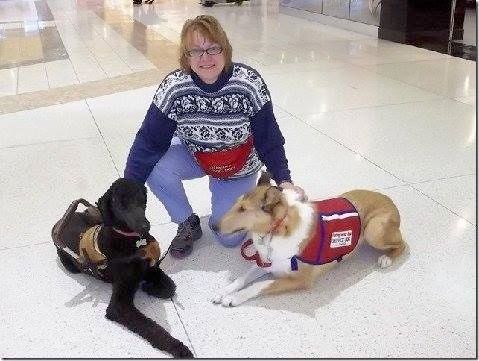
[218,172,289,235]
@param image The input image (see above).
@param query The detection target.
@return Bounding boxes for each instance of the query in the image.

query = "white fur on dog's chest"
[251,190,315,274]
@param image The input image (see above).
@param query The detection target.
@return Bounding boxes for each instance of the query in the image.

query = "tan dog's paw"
[211,280,243,304]
[378,254,392,268]
[211,293,225,304]
[220,293,243,307]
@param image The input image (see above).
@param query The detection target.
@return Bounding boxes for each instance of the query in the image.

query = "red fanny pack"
[194,137,253,179]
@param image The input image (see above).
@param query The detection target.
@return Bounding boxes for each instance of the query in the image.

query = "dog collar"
[112,227,140,237]
[270,212,288,234]
[239,212,288,268]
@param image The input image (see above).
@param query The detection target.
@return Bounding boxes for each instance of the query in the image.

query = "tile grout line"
[170,298,198,357]
[87,10,134,75]
[282,106,408,184]
[64,12,109,78]
[409,183,476,227]
[43,62,51,89]
[84,99,121,178]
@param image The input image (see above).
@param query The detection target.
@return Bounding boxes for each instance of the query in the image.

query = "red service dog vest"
[291,197,361,271]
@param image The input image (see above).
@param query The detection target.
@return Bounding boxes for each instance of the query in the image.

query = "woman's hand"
[278,181,308,202]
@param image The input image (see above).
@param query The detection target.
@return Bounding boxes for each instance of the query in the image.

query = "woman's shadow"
[161,217,410,318]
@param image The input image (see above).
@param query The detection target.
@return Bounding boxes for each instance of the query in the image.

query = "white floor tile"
[362,58,476,99]
[267,66,441,115]
[277,115,404,198]
[86,86,157,137]
[0,138,118,249]
[17,63,49,94]
[454,95,476,106]
[300,99,476,183]
[0,101,99,148]
[44,59,80,88]
[0,68,18,96]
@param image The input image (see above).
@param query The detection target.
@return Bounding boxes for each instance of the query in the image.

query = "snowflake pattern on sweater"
[152,63,271,178]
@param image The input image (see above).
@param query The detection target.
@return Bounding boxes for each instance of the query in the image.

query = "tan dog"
[212,172,407,307]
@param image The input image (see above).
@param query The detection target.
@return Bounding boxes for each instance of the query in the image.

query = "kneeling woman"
[124,15,305,259]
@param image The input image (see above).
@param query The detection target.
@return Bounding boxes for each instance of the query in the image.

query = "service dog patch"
[330,230,353,248]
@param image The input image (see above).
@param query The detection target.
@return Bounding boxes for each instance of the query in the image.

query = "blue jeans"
[146,137,257,247]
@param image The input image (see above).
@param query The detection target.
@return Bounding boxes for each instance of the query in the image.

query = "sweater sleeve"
[124,102,177,183]
[250,101,291,184]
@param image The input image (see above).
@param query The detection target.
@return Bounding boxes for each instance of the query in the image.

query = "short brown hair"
[179,15,233,73]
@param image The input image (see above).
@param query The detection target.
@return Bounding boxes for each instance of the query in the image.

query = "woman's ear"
[257,171,272,186]
[96,187,114,226]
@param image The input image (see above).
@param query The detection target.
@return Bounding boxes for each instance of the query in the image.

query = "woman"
[125,15,306,258]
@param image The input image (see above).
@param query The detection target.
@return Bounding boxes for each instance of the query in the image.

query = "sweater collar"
[190,64,234,93]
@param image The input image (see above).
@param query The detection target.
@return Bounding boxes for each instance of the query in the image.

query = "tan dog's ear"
[257,171,272,186]
[261,186,282,213]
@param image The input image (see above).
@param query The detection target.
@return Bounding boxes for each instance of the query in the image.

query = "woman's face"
[187,30,225,84]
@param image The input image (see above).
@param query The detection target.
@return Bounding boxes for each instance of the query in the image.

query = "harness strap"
[79,225,106,265]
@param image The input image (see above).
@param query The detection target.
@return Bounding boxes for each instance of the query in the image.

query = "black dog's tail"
[106,256,193,358]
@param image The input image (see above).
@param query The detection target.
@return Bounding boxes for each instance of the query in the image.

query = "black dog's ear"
[96,187,114,226]
[257,171,272,186]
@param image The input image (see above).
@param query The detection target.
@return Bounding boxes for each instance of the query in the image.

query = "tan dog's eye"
[238,206,245,213]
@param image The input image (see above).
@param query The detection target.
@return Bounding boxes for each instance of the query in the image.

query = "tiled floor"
[0,0,476,358]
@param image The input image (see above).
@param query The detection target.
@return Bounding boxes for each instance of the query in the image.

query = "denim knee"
[212,229,246,247]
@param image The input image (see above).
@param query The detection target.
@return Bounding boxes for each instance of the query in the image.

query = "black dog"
[52,178,193,358]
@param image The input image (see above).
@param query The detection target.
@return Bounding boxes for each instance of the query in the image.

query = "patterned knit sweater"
[124,63,291,184]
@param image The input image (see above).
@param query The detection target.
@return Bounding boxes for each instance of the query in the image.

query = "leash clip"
[241,239,272,268]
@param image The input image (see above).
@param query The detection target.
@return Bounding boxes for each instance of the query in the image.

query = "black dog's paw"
[169,340,194,358]
[142,267,177,298]
[141,279,176,298]
[105,302,127,321]
[105,305,118,321]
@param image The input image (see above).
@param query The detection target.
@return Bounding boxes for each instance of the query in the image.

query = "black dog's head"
[96,178,150,236]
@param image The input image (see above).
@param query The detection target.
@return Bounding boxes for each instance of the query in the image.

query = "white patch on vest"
[330,230,353,248]
[136,238,147,248]
[322,212,358,221]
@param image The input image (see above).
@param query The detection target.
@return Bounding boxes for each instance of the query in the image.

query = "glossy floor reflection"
[0,0,476,358]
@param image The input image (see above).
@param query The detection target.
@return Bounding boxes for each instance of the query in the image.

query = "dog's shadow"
[161,217,410,318]
[55,258,111,308]
[56,258,174,332]
[248,245,410,317]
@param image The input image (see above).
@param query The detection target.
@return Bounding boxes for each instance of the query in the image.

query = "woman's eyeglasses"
[185,46,223,58]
